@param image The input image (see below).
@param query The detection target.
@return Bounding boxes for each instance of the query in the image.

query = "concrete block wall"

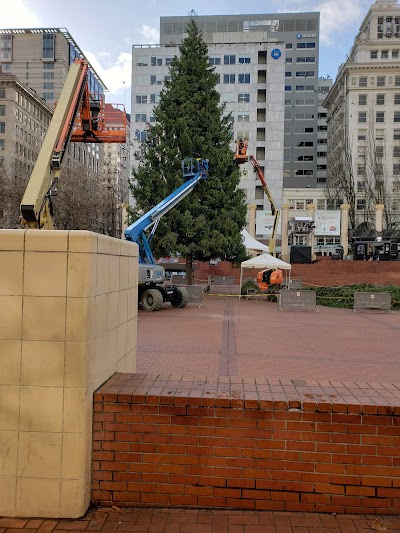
[0,229,138,518]
[92,373,400,514]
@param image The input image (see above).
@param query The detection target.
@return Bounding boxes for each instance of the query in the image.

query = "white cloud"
[0,0,41,27]
[314,0,365,46]
[277,0,366,46]
[137,24,159,44]
[84,50,132,94]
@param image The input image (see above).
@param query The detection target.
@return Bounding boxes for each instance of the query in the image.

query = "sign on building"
[314,210,341,236]
[256,211,281,236]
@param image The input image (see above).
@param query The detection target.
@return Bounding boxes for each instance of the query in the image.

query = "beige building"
[0,28,130,233]
[0,74,53,227]
[324,0,400,231]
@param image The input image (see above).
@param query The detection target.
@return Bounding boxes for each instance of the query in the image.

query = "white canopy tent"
[241,229,269,253]
[239,252,292,297]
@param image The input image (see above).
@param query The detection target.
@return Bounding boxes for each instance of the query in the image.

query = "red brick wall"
[92,374,400,514]
[194,258,400,287]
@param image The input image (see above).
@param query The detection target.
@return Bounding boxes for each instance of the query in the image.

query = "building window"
[43,62,54,70]
[286,43,293,49]
[370,50,378,59]
[381,50,389,59]
[136,56,149,66]
[0,88,5,98]
[357,199,366,210]
[134,130,147,141]
[376,146,384,157]
[223,74,235,84]
[238,73,250,83]
[150,94,160,104]
[393,146,400,157]
[376,129,385,140]
[357,181,366,192]
[393,49,399,59]
[317,199,326,209]
[285,85,292,91]
[42,92,54,100]
[0,105,5,116]
[285,71,292,77]
[150,75,162,85]
[238,93,250,102]
[394,129,400,140]
[377,76,386,87]
[357,164,366,175]
[284,113,291,120]
[43,82,54,90]
[395,94,400,105]
[0,34,12,61]
[396,76,400,87]
[238,56,251,64]
[376,111,385,123]
[43,72,54,80]
[135,113,147,122]
[208,56,221,65]
[358,130,366,140]
[393,181,400,193]
[237,113,249,122]
[0,122,4,133]
[359,77,368,87]
[358,112,367,123]
[376,94,385,105]
[136,94,147,104]
[151,57,162,66]
[42,34,55,60]
[394,164,400,175]
[236,130,249,140]
[220,93,235,103]
[395,112,400,123]
[0,139,4,150]
[224,55,236,65]
[359,94,367,105]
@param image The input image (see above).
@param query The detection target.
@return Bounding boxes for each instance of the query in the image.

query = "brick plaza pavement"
[1,507,400,532]
[137,292,400,383]
[3,292,400,530]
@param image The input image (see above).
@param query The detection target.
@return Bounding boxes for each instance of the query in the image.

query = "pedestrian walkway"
[1,507,400,532]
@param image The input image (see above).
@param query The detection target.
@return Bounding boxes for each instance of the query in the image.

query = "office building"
[324,0,400,229]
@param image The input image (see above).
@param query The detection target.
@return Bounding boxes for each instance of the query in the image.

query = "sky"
[0,0,380,112]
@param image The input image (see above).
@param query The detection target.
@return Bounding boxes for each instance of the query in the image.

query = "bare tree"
[325,128,357,228]
[0,159,29,228]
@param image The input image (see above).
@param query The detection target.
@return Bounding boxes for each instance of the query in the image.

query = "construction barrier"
[279,289,317,311]
[289,278,302,289]
[353,291,392,312]
[184,285,204,307]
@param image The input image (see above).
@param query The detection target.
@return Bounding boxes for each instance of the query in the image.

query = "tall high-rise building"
[130,13,324,240]
[324,0,400,229]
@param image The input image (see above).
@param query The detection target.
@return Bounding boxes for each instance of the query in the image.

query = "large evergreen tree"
[129,19,247,282]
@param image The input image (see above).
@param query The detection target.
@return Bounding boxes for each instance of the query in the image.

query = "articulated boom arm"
[248,156,276,216]
[20,59,126,229]
[124,159,208,264]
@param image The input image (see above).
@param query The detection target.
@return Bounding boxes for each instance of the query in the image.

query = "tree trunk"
[185,253,193,285]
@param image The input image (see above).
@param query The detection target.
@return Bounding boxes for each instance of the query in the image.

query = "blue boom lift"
[124,158,208,311]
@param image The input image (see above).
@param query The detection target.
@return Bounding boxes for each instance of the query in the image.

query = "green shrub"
[309,284,400,310]
[241,279,259,295]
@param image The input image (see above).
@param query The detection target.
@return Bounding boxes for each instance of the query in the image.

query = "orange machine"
[21,59,126,229]
[256,268,284,292]
[234,138,248,164]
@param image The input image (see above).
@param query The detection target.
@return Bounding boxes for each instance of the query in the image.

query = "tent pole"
[239,267,243,299]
